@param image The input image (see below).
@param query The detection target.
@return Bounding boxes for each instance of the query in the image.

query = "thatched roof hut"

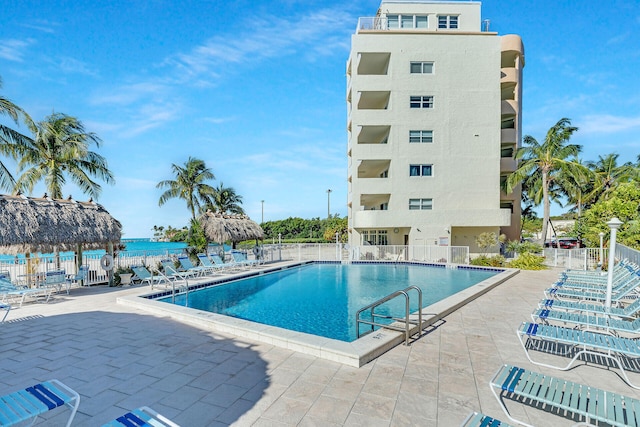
[199,211,264,243]
[0,194,122,254]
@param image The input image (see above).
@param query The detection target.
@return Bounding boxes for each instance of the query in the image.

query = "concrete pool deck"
[2,265,640,426]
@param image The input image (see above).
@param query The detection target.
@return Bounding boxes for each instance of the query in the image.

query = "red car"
[545,237,581,249]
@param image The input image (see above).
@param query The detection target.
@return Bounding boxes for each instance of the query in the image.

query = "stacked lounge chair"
[466,258,640,426]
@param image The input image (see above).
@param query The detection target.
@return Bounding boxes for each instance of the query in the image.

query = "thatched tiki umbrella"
[199,211,264,248]
[0,194,122,284]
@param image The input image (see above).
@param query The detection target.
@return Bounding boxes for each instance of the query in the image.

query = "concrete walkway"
[2,267,640,426]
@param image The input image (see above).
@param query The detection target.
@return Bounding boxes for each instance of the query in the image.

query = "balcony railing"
[357,17,389,32]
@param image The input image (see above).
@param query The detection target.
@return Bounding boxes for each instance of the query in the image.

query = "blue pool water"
[160,263,498,342]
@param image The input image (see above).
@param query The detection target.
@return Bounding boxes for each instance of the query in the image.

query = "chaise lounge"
[490,364,640,427]
[0,379,79,427]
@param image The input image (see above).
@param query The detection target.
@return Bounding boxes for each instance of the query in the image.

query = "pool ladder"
[355,285,423,345]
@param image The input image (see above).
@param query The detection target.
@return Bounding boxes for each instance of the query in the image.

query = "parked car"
[544,237,581,249]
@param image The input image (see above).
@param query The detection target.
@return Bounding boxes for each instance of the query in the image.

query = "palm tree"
[0,77,35,191]
[506,118,588,244]
[13,112,114,199]
[205,182,245,215]
[157,157,216,220]
[584,153,637,207]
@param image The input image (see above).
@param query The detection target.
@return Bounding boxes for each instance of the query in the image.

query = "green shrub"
[508,253,547,270]
[470,255,505,267]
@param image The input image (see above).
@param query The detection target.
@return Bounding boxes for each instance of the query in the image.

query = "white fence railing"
[542,247,605,270]
[542,244,640,271]
[0,248,188,287]
[266,243,469,264]
[615,244,640,266]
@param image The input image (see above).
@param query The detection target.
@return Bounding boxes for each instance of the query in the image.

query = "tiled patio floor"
[2,267,639,426]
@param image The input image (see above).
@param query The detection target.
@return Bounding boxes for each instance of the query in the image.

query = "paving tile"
[4,266,637,426]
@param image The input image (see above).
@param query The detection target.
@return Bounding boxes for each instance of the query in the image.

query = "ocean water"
[0,238,188,262]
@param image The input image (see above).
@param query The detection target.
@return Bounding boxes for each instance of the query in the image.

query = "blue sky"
[1,0,639,238]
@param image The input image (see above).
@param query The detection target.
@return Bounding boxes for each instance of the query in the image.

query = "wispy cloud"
[203,116,236,124]
[165,7,355,84]
[0,38,36,62]
[21,20,57,34]
[607,31,630,45]
[57,57,98,76]
[579,114,640,134]
[90,82,170,106]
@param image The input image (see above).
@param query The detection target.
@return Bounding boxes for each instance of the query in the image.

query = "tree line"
[506,118,640,248]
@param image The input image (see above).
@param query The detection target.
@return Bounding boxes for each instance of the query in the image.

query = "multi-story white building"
[346,0,524,253]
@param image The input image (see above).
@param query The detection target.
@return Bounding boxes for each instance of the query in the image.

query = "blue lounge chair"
[66,264,89,289]
[490,364,640,427]
[231,250,259,268]
[196,253,226,273]
[0,379,79,427]
[1,302,10,322]
[102,406,180,427]
[177,255,215,276]
[538,297,640,320]
[544,276,640,302]
[532,307,640,334]
[0,276,51,307]
[160,259,196,280]
[461,411,513,427]
[517,321,640,389]
[550,272,640,292]
[209,253,242,271]
[131,265,170,289]
[43,270,69,294]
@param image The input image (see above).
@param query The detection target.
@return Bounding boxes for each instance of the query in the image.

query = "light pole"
[326,189,332,219]
[261,200,264,224]
[598,232,605,269]
[605,217,623,309]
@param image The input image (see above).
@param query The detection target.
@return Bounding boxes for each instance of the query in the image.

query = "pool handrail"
[355,285,423,345]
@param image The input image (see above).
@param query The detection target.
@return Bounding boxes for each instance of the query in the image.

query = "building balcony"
[501,67,518,85]
[501,128,516,144]
[354,178,392,195]
[357,52,390,75]
[500,157,517,172]
[352,209,397,228]
[357,125,390,145]
[501,34,525,67]
[356,17,389,32]
[360,194,390,211]
[357,159,390,178]
[501,99,518,118]
[357,91,391,110]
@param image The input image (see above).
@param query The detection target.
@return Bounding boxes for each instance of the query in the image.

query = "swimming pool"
[157,262,498,342]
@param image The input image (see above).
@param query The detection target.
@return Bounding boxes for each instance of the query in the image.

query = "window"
[438,15,458,29]
[387,14,428,29]
[415,15,428,28]
[409,164,433,176]
[409,130,433,143]
[361,230,388,245]
[410,96,434,108]
[410,61,434,74]
[409,198,433,210]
